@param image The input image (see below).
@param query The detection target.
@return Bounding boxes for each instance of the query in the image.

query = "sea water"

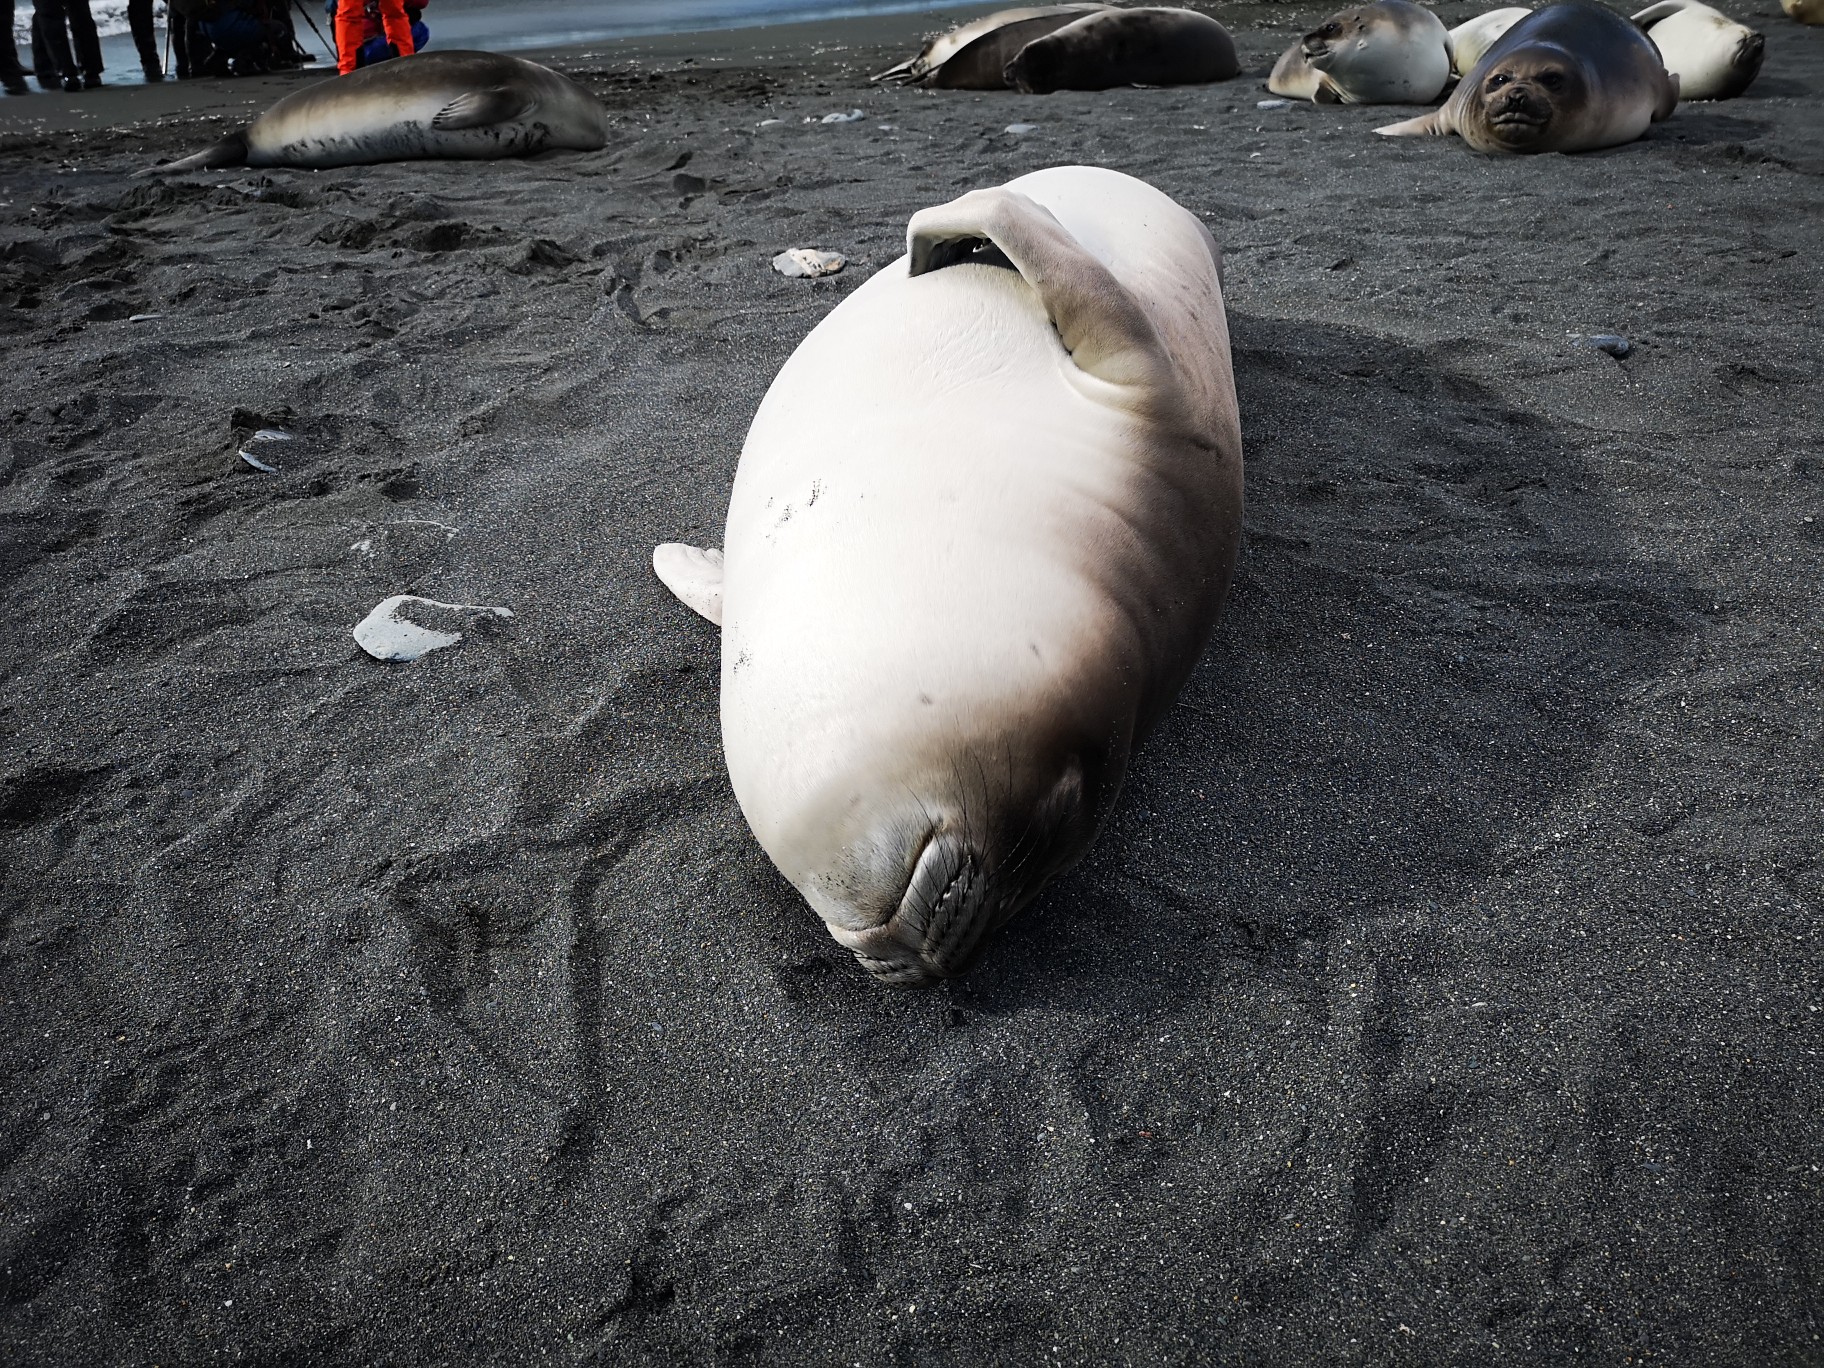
[19,0,980,86]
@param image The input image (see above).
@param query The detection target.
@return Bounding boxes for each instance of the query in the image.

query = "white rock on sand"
[352,595,514,663]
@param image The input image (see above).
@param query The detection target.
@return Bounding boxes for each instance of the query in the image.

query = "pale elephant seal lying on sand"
[653,167,1243,985]
[1782,0,1823,23]
[1633,0,1764,99]
[874,4,1238,91]
[1377,1,1678,152]
[1268,0,1452,104]
[1448,7,1533,76]
[149,52,608,173]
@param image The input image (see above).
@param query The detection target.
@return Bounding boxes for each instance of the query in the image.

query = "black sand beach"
[2,3,1822,1362]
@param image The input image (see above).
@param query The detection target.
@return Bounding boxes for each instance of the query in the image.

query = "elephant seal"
[148,51,607,173]
[1448,7,1533,76]
[1269,0,1451,103]
[872,5,1109,87]
[875,5,1237,91]
[1784,0,1823,23]
[653,167,1243,985]
[1376,1,1679,152]
[1004,9,1241,92]
[1267,43,1326,101]
[1632,0,1764,99]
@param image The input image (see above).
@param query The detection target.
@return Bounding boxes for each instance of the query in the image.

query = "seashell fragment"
[771,248,846,278]
[353,595,514,663]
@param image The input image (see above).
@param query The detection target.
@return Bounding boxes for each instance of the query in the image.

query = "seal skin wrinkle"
[653,168,1243,985]
[1376,1,1679,152]
[147,52,609,172]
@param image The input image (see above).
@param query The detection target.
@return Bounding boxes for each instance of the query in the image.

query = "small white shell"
[771,248,846,279]
[352,595,514,663]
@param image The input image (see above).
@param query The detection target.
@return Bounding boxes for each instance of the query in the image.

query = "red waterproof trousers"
[336,0,414,74]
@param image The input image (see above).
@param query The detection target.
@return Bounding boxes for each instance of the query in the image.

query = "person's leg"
[63,0,103,85]
[128,0,161,78]
[0,1,24,91]
[0,0,29,93]
[31,0,80,90]
[30,11,57,88]
[409,18,426,52]
[171,11,190,77]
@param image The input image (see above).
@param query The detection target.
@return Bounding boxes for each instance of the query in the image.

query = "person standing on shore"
[127,0,165,80]
[32,0,104,90]
[331,0,426,75]
[0,0,31,93]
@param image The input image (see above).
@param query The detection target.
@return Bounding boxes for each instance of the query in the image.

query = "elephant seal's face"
[783,740,1107,986]
[1302,9,1373,64]
[1462,49,1590,151]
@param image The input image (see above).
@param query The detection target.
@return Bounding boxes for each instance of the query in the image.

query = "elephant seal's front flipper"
[432,86,536,130]
[907,188,1165,394]
[653,544,725,626]
[1375,108,1452,135]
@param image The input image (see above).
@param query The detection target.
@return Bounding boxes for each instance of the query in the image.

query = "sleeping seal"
[653,167,1243,985]
[1448,7,1533,76]
[1376,1,1678,152]
[1268,0,1451,103]
[149,51,608,172]
[874,5,1237,90]
[872,5,1109,87]
[1783,0,1823,23]
[1003,9,1240,91]
[1632,0,1764,99]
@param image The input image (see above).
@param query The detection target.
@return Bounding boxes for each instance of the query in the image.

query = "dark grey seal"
[1004,7,1241,92]
[874,5,1238,92]
[872,5,1110,88]
[1376,1,1679,153]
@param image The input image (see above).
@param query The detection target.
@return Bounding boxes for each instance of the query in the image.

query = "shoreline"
[0,2,1369,138]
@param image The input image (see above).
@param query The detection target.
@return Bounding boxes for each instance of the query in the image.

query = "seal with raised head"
[1448,7,1533,76]
[1376,1,1679,152]
[1632,0,1764,99]
[1268,0,1451,103]
[872,5,1109,87]
[148,51,608,172]
[653,167,1243,985]
[1004,8,1240,91]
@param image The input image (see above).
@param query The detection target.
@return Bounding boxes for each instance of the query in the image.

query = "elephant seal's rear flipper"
[906,187,1164,394]
[140,129,251,176]
[654,544,725,625]
[1375,109,1450,135]
[432,86,536,130]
